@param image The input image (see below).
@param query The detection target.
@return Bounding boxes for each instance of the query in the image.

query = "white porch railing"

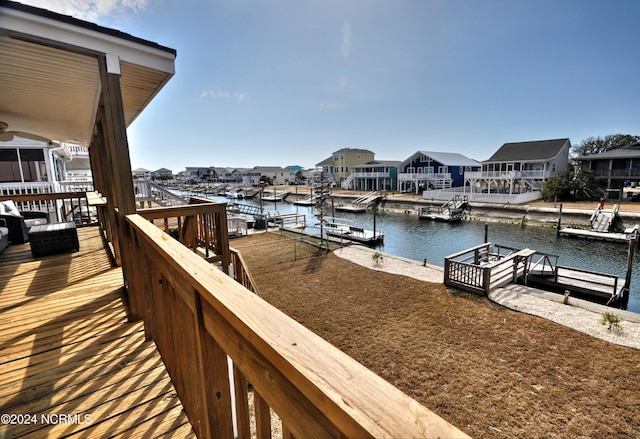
[398,172,451,181]
[423,189,542,204]
[352,171,391,178]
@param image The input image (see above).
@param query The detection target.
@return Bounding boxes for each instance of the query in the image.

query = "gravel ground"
[334,245,640,350]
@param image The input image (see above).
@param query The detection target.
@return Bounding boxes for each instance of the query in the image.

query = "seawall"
[315,194,640,229]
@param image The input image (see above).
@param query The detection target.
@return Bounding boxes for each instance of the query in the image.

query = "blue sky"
[17,0,640,172]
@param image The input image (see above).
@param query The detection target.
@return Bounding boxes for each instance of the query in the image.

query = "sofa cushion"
[1,200,20,217]
[24,218,48,229]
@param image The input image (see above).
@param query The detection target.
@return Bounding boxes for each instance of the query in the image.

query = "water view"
[193,193,640,314]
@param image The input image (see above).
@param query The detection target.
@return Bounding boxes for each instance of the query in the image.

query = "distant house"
[314,157,334,183]
[285,165,304,183]
[466,138,570,195]
[132,167,151,179]
[575,141,640,197]
[63,144,92,183]
[316,148,375,187]
[251,166,287,185]
[154,167,172,179]
[211,167,244,184]
[397,151,481,194]
[351,160,401,191]
[184,167,215,182]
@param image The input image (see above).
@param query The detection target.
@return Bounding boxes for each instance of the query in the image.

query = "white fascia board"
[0,6,175,75]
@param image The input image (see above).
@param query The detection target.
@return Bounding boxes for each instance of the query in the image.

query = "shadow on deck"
[0,226,195,438]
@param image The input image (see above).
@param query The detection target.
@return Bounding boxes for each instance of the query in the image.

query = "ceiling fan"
[0,121,53,143]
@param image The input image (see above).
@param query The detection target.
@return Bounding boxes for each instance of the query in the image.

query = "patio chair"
[0,218,8,253]
[0,200,49,244]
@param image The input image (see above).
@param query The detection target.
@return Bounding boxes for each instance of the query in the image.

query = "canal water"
[190,193,640,314]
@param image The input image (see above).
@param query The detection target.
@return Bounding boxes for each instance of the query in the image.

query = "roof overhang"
[0,1,176,146]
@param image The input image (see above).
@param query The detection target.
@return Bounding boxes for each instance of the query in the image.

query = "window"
[0,148,47,183]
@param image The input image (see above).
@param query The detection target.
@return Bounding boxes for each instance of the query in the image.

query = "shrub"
[600,312,622,331]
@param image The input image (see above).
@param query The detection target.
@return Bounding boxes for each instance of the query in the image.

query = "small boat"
[225,192,244,199]
[262,191,288,202]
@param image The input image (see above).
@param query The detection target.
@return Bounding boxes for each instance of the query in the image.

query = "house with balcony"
[250,166,287,185]
[132,167,152,179]
[212,167,245,184]
[397,151,481,194]
[153,167,173,179]
[466,138,570,195]
[0,2,468,438]
[316,148,375,188]
[575,141,640,197]
[351,160,401,191]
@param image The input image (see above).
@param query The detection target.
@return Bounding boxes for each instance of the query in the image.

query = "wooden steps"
[0,226,195,438]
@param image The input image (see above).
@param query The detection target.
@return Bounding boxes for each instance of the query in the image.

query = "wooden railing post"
[194,292,234,439]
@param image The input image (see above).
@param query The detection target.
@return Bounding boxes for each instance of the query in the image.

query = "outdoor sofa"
[0,218,8,254]
[0,200,49,244]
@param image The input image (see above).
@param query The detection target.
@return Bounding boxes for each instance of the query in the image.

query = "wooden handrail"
[125,213,469,439]
[138,202,231,272]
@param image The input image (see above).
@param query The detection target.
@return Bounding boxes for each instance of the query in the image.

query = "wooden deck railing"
[445,243,534,295]
[0,192,96,225]
[124,213,469,439]
[138,202,231,272]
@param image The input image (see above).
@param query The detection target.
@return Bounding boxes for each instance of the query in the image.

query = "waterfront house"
[212,167,245,184]
[315,156,335,184]
[575,141,640,198]
[351,160,401,191]
[153,167,173,179]
[63,143,92,183]
[397,151,481,194]
[0,2,467,437]
[184,166,216,182]
[132,167,152,179]
[316,148,375,188]
[285,164,304,183]
[466,138,570,195]
[250,166,287,185]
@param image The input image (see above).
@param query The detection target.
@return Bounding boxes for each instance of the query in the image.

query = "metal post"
[484,223,488,243]
[622,232,636,308]
[556,203,563,237]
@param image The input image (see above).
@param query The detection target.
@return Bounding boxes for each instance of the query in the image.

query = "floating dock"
[444,242,627,307]
[419,195,468,222]
[558,226,637,243]
[558,203,639,244]
[322,218,384,246]
[335,191,384,213]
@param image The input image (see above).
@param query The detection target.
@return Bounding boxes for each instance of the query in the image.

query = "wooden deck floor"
[0,226,196,438]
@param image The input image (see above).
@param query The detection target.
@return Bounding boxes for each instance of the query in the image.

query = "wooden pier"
[444,243,625,306]
[0,227,195,438]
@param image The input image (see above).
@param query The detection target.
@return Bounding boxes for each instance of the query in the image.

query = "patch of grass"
[601,312,623,331]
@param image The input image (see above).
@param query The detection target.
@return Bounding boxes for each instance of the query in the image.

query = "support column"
[97,54,141,319]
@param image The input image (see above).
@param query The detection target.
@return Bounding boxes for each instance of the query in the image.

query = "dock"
[262,191,289,202]
[322,218,384,245]
[444,242,626,307]
[419,195,468,222]
[558,203,639,243]
[335,191,384,213]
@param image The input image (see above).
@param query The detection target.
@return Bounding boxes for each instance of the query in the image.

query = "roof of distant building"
[486,138,570,162]
[331,148,375,155]
[399,151,480,168]
[576,142,640,160]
